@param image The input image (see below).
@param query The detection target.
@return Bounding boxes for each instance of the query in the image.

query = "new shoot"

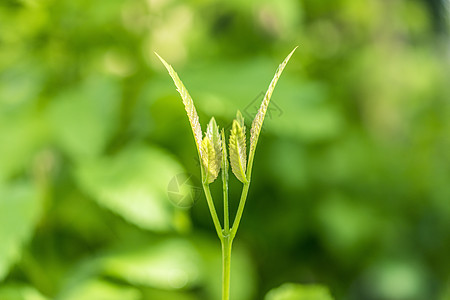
[156,48,297,300]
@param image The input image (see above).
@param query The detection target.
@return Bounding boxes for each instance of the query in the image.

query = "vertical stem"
[223,172,230,232]
[221,235,232,300]
[202,184,223,238]
[220,129,231,300]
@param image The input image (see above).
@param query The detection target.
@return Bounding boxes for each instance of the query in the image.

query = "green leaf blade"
[249,47,297,159]
[201,136,220,183]
[155,53,203,158]
[206,117,222,172]
[229,111,247,183]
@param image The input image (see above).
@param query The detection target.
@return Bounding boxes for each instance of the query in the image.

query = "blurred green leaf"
[0,284,48,300]
[315,192,385,258]
[0,110,48,180]
[47,76,121,161]
[0,62,45,108]
[0,181,42,281]
[265,283,334,300]
[75,144,186,232]
[440,282,450,300]
[102,238,202,290]
[141,288,198,300]
[363,259,429,300]
[57,279,140,300]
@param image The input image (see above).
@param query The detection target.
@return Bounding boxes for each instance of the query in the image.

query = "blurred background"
[0,0,449,299]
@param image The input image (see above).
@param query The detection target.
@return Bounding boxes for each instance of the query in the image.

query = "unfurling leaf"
[201,136,220,183]
[155,53,203,158]
[229,111,247,183]
[206,117,222,169]
[250,47,297,157]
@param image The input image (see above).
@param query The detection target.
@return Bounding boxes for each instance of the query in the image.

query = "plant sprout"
[156,48,297,300]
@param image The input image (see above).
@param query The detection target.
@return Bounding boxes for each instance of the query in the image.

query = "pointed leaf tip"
[249,48,296,157]
[156,54,203,160]
[236,110,244,128]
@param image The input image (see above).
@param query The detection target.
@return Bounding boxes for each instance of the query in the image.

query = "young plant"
[156,48,297,300]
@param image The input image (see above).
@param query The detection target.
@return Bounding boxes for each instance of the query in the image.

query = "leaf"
[75,144,186,232]
[47,76,121,161]
[155,53,203,159]
[58,279,141,300]
[206,117,222,169]
[201,117,222,183]
[0,109,48,181]
[201,136,220,184]
[236,109,245,128]
[102,238,202,290]
[249,47,297,158]
[265,283,334,300]
[141,290,198,300]
[0,284,49,300]
[0,181,43,281]
[229,111,247,183]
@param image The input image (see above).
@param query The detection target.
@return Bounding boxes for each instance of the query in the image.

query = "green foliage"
[75,144,184,231]
[47,76,121,160]
[0,284,49,300]
[0,182,42,281]
[58,280,141,300]
[0,0,449,299]
[265,284,334,300]
[0,109,47,181]
[102,239,202,289]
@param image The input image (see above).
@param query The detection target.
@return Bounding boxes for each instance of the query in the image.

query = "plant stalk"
[230,182,251,239]
[223,170,230,232]
[221,234,232,300]
[202,183,223,238]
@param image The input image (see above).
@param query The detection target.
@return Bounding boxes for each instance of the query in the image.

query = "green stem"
[223,172,230,233]
[221,235,232,300]
[221,129,230,233]
[230,182,251,239]
[202,183,223,238]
